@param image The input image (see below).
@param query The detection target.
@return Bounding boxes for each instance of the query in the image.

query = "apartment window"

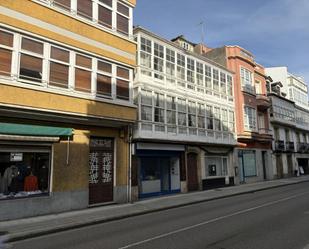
[244,106,257,130]
[154,43,164,80]
[227,75,233,97]
[214,107,221,131]
[188,101,196,127]
[206,105,213,130]
[220,72,227,95]
[116,66,130,100]
[196,62,204,87]
[75,54,92,92]
[117,2,129,35]
[213,69,219,93]
[77,0,93,20]
[241,67,254,93]
[198,103,205,129]
[140,37,152,76]
[154,93,164,123]
[178,98,187,127]
[255,80,262,94]
[229,111,235,132]
[177,53,185,83]
[53,0,71,10]
[49,46,70,88]
[187,58,195,84]
[141,89,152,121]
[222,109,228,131]
[97,61,112,96]
[166,95,176,124]
[0,30,13,76]
[98,1,112,28]
[166,48,175,83]
[19,37,43,82]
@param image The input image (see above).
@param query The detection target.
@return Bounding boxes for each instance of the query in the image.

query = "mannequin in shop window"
[2,165,19,194]
[24,170,38,192]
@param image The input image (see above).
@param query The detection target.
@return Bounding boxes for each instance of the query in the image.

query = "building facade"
[205,46,273,184]
[266,68,309,178]
[132,27,237,199]
[0,0,136,220]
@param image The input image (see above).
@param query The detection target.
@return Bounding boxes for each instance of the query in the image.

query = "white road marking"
[118,191,309,249]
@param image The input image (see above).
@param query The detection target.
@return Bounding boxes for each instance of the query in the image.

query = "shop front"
[135,143,184,198]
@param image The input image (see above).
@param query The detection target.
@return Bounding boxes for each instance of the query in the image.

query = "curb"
[8,178,309,243]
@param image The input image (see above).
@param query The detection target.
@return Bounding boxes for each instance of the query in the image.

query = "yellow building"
[0,0,136,220]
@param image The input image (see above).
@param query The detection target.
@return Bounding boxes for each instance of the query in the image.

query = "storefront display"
[0,148,50,200]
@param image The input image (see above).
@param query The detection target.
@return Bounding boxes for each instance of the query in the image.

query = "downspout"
[128,125,133,203]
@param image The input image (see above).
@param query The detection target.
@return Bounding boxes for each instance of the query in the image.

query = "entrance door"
[89,138,114,205]
[262,151,267,180]
[287,155,293,176]
[187,153,198,191]
[276,155,283,178]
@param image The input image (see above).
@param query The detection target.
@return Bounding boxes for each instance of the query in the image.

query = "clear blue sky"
[134,0,309,84]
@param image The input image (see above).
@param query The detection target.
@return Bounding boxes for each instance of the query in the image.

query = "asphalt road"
[10,182,309,249]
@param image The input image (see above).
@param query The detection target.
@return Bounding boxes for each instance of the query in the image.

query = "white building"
[132,27,237,199]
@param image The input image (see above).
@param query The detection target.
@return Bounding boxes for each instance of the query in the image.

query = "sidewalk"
[2,175,309,242]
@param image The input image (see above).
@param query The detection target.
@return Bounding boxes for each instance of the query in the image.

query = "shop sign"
[10,153,23,162]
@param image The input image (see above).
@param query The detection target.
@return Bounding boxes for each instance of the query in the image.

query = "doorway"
[187,153,199,191]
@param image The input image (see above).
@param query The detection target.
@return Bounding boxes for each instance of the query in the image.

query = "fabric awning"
[0,122,73,137]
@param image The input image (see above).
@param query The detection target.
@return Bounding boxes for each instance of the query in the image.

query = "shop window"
[77,0,93,20]
[205,157,228,177]
[243,150,256,177]
[116,67,130,100]
[0,149,50,200]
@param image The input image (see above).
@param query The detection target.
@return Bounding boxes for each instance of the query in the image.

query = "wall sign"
[10,153,23,162]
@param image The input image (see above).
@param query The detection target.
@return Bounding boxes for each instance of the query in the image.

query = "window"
[255,79,261,94]
[178,98,187,127]
[140,37,152,76]
[166,95,176,125]
[154,43,164,80]
[241,67,254,94]
[0,147,51,200]
[177,53,185,85]
[97,61,112,96]
[213,69,219,93]
[198,103,205,129]
[141,89,152,121]
[205,65,212,94]
[166,48,175,83]
[154,93,164,123]
[19,37,43,82]
[241,150,257,177]
[0,30,13,76]
[116,66,130,100]
[244,106,257,130]
[206,105,213,130]
[117,2,129,35]
[196,62,204,87]
[49,46,70,88]
[227,75,233,98]
[188,101,196,127]
[229,111,235,132]
[53,0,70,10]
[214,107,221,131]
[205,157,228,177]
[98,2,112,28]
[222,109,228,131]
[187,58,195,84]
[77,0,93,20]
[75,54,92,92]
[220,72,226,95]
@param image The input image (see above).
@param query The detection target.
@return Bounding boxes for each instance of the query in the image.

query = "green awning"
[0,122,73,137]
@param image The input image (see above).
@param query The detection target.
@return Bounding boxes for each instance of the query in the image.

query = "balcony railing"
[242,84,256,95]
[285,141,295,152]
[274,140,285,151]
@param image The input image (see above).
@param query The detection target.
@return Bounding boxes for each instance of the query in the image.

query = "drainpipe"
[128,125,133,203]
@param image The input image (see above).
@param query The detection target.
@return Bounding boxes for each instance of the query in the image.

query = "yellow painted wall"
[0,84,136,122]
[0,0,136,66]
[53,127,129,192]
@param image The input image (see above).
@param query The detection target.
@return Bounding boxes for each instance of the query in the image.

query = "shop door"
[187,153,198,191]
[89,138,114,205]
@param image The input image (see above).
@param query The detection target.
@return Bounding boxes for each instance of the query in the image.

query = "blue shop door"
[160,158,170,193]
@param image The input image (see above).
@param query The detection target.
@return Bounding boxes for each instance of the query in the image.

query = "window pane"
[99,0,112,7]
[51,46,69,63]
[21,38,43,55]
[117,14,129,35]
[98,5,112,28]
[53,0,71,10]
[97,74,111,96]
[116,79,129,100]
[0,48,12,76]
[75,68,91,92]
[76,54,92,69]
[117,3,129,16]
[49,62,69,88]
[98,61,112,73]
[0,30,13,47]
[117,67,129,79]
[20,54,42,81]
[77,0,93,20]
